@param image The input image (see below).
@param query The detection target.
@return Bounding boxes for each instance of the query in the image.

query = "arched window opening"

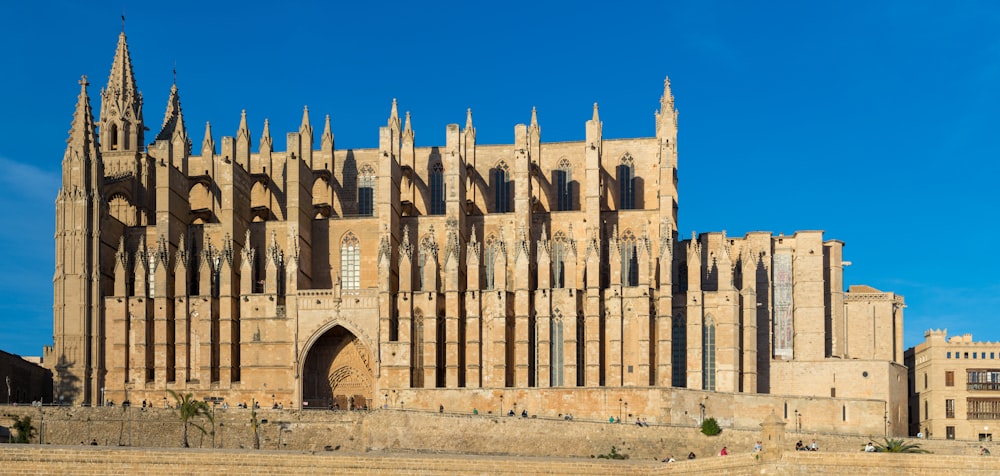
[341,232,360,292]
[555,158,572,211]
[702,316,717,391]
[617,153,635,210]
[429,162,445,215]
[109,123,119,151]
[671,314,686,387]
[620,229,638,287]
[491,161,511,213]
[358,164,375,216]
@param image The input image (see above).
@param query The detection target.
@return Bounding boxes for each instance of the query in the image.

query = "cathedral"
[47,31,907,433]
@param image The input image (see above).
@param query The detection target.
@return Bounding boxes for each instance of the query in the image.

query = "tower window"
[429,162,445,215]
[358,164,375,216]
[702,316,716,391]
[491,161,511,213]
[617,153,636,210]
[555,158,573,211]
[341,232,360,291]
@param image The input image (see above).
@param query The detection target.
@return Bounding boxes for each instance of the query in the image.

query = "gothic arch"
[108,193,136,227]
[299,323,375,409]
[312,176,332,218]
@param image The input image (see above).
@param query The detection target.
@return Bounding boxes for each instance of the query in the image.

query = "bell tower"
[50,76,105,405]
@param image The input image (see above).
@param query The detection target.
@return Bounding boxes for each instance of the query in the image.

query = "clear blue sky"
[1,1,998,357]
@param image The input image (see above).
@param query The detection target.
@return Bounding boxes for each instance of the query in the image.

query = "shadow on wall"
[54,355,81,404]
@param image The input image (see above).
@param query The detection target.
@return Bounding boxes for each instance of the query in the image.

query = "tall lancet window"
[552,232,567,289]
[358,164,376,216]
[491,161,511,213]
[484,236,497,290]
[552,308,565,386]
[617,153,636,210]
[341,232,360,292]
[555,158,573,211]
[672,314,687,387]
[620,229,639,287]
[702,315,717,391]
[429,162,445,215]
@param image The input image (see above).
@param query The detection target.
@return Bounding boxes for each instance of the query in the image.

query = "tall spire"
[465,108,474,130]
[656,75,678,139]
[100,31,144,153]
[403,111,413,139]
[65,75,100,164]
[155,83,186,141]
[202,121,215,155]
[237,109,250,141]
[388,98,400,130]
[321,114,333,143]
[530,107,538,129]
[260,118,273,153]
[299,106,312,135]
[592,102,600,122]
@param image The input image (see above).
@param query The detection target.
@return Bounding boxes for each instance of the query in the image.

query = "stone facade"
[46,31,905,434]
[907,330,1000,440]
[0,350,52,404]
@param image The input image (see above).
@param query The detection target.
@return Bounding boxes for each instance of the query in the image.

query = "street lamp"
[624,402,629,420]
[384,393,389,409]
[500,395,504,415]
[101,387,105,407]
[794,409,800,432]
[618,398,623,422]
[699,403,706,425]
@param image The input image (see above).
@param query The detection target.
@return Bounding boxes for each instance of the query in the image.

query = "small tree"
[168,390,213,448]
[701,417,722,436]
[873,438,929,453]
[11,415,35,443]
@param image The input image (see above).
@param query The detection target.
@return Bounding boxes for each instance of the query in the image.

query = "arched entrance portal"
[302,326,374,410]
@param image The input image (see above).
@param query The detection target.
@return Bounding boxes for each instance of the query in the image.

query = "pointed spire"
[660,76,675,111]
[202,121,215,154]
[321,114,334,148]
[105,32,140,106]
[530,107,538,129]
[388,98,400,129]
[592,102,600,122]
[260,118,272,153]
[100,31,144,152]
[466,108,474,130]
[237,109,249,139]
[156,83,186,142]
[299,106,312,135]
[65,76,100,162]
[402,111,414,142]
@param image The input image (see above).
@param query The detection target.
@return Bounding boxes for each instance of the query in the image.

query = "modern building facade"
[907,330,1000,440]
[46,30,906,433]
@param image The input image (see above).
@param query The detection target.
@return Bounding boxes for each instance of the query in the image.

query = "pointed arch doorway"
[302,326,374,410]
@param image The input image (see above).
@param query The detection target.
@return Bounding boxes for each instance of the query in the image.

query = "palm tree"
[168,390,213,448]
[872,438,930,453]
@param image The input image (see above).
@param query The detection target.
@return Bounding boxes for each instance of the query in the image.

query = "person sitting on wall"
[981,446,991,456]
[865,442,876,452]
[508,409,515,417]
[687,452,696,460]
[753,441,763,453]
[521,409,527,418]
[795,440,803,451]
[809,440,818,451]
[719,446,728,456]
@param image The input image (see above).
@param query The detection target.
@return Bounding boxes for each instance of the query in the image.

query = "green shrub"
[11,415,35,443]
[596,445,629,460]
[701,417,722,436]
